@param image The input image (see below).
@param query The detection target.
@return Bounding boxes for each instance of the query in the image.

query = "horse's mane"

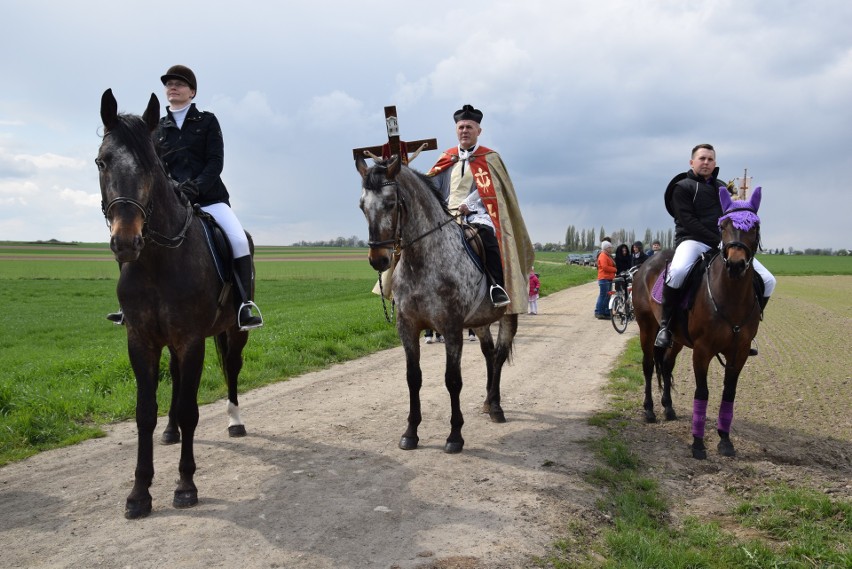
[103,113,160,174]
[364,161,451,216]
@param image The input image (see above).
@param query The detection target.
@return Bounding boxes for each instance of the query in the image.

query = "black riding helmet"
[160,65,197,91]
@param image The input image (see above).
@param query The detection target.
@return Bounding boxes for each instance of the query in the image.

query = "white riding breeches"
[666,240,711,289]
[666,239,776,297]
[752,258,776,297]
[200,202,250,258]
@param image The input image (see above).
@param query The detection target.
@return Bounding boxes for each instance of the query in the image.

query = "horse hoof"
[444,441,464,454]
[664,408,677,421]
[125,497,152,520]
[160,430,180,445]
[481,402,490,414]
[173,489,198,509]
[645,411,657,424]
[489,409,506,423]
[399,436,419,450]
[691,445,707,460]
[228,425,247,437]
[717,439,736,457]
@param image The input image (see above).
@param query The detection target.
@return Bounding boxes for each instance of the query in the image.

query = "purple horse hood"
[718,186,762,231]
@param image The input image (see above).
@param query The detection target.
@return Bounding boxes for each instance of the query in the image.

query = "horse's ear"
[100,88,118,131]
[749,186,762,212]
[355,156,368,180]
[386,155,400,180]
[142,93,160,132]
[719,187,733,212]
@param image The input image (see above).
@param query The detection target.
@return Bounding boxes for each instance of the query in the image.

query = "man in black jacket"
[656,144,775,351]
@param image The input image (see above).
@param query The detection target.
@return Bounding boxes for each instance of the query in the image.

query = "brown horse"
[97,89,252,518]
[356,156,519,453]
[633,187,763,459]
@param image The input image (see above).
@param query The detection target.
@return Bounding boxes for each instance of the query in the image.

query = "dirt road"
[1,283,633,568]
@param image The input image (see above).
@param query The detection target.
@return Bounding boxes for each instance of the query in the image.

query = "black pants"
[471,224,504,286]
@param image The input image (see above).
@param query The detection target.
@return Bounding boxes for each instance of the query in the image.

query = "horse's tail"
[653,347,664,390]
[495,313,518,366]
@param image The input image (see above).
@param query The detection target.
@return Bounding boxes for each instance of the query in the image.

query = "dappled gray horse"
[357,156,518,453]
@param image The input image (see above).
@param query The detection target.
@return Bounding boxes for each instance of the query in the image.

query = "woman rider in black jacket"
[107,65,262,330]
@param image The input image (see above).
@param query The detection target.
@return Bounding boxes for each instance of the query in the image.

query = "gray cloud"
[0,0,849,249]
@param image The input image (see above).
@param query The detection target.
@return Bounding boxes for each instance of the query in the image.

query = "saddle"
[652,251,765,340]
[196,206,233,283]
[651,251,765,308]
[651,252,714,309]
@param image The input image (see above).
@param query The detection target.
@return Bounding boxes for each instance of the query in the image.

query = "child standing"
[528,269,540,315]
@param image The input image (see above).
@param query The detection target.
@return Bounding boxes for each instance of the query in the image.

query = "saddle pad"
[460,224,485,274]
[651,263,691,308]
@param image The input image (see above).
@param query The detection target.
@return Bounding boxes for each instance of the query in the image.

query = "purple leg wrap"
[692,399,708,438]
[718,400,734,434]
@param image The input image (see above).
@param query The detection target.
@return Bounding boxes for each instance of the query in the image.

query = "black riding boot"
[654,284,680,348]
[749,297,770,356]
[477,225,510,307]
[234,255,263,331]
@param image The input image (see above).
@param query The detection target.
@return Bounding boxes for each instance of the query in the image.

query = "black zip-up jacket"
[156,103,230,206]
[666,168,723,247]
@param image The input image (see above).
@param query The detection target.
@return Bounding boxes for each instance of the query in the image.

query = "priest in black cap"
[427,105,534,313]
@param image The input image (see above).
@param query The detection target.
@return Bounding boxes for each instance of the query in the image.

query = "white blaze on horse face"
[360,185,396,241]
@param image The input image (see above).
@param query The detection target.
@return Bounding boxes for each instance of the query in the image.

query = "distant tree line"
[287,234,847,256]
[560,226,674,252]
[291,235,367,247]
[770,248,848,256]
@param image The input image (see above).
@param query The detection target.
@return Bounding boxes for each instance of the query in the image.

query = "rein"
[704,252,760,368]
[367,178,460,324]
[367,180,461,253]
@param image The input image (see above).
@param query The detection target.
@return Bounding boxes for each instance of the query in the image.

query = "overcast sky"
[1,0,850,250]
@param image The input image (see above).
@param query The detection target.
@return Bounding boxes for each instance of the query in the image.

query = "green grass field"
[0,244,593,466]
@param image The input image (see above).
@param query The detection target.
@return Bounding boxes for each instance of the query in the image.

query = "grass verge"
[538,338,851,568]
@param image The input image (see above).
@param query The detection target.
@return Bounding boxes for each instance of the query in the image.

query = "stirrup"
[490,285,510,308]
[654,327,672,348]
[238,301,264,331]
[106,310,125,325]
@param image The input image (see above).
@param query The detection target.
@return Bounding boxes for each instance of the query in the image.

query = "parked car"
[566,254,583,265]
[581,253,595,267]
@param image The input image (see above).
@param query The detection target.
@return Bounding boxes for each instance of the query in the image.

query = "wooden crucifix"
[352,106,437,166]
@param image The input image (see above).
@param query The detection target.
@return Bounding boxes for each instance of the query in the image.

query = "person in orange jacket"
[595,241,616,319]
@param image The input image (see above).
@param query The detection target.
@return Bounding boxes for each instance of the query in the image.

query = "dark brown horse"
[633,187,763,459]
[97,89,251,518]
[356,156,519,453]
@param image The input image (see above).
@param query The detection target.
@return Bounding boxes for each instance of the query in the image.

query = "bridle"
[706,210,761,366]
[366,175,459,325]
[719,207,760,271]
[99,153,195,250]
[366,179,459,254]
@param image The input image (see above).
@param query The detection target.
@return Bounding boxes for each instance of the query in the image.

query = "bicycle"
[609,266,639,334]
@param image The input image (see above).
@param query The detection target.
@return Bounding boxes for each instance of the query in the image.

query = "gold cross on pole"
[352,106,437,166]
